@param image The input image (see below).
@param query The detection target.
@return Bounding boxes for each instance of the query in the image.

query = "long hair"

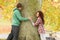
[37,11,44,24]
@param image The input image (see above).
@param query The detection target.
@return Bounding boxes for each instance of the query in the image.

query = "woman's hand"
[28,17,32,21]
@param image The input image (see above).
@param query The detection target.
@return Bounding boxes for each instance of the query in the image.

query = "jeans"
[7,25,20,40]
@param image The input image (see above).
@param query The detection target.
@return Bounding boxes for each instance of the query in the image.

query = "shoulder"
[14,10,19,13]
[14,10,21,15]
[38,17,41,20]
[37,17,42,22]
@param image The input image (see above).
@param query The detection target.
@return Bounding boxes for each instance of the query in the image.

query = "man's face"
[18,7,22,11]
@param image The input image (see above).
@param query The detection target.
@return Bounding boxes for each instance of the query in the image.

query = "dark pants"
[7,25,20,40]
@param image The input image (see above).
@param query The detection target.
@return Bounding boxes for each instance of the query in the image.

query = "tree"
[18,0,41,40]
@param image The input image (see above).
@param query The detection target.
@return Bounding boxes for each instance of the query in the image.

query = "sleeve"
[31,18,40,26]
[15,10,29,21]
[34,18,40,26]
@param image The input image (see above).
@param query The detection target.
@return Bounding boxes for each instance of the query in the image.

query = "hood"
[13,8,18,11]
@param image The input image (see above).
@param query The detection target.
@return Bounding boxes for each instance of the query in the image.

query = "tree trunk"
[18,0,41,40]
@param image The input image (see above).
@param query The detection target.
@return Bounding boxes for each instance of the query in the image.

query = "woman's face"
[36,12,39,17]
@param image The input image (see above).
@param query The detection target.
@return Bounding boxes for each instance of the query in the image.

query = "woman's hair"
[16,3,22,8]
[37,11,44,24]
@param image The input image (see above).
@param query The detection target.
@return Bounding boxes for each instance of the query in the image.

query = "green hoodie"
[12,8,29,26]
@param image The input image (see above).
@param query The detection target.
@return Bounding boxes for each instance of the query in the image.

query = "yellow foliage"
[42,0,60,32]
[0,0,17,21]
[0,0,60,32]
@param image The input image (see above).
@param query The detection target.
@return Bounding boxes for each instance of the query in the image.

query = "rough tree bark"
[18,0,41,40]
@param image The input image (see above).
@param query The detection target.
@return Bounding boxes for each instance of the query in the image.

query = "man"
[7,3,30,40]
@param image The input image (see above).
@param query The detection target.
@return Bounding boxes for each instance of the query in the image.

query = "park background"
[0,0,60,40]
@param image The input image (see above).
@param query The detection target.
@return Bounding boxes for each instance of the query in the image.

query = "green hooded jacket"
[12,8,29,26]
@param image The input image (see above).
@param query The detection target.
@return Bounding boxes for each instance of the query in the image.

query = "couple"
[7,3,45,40]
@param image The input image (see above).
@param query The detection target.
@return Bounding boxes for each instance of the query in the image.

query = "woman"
[30,11,46,40]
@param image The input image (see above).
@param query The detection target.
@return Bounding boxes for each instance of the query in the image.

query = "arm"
[31,18,40,26]
[34,18,40,26]
[15,10,29,21]
[30,20,35,26]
